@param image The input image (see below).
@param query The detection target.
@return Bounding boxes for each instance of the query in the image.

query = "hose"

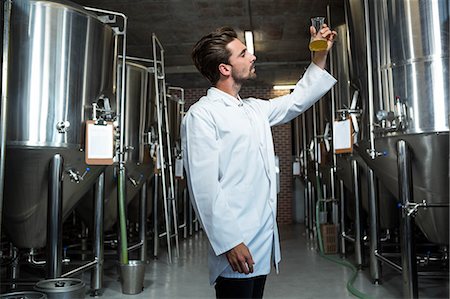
[118,167,129,264]
[315,176,374,299]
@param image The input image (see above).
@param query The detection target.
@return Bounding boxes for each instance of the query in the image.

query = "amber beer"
[309,16,328,52]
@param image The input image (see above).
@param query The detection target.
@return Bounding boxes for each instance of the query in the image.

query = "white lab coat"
[181,63,336,284]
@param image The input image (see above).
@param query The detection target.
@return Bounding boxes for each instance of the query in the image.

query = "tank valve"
[67,167,90,183]
[56,121,71,133]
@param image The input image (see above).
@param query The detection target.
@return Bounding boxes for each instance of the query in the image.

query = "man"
[181,24,337,298]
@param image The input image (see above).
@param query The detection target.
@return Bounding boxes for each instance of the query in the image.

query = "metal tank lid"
[34,278,85,292]
[0,291,47,299]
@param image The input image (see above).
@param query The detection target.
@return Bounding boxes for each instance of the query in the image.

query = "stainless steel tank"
[2,0,115,248]
[78,60,154,230]
[346,0,449,244]
[332,23,399,229]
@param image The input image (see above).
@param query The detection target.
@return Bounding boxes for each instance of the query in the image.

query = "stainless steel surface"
[77,59,154,232]
[91,172,105,293]
[139,181,148,262]
[339,180,346,255]
[47,154,64,278]
[118,61,152,165]
[373,0,449,135]
[0,291,47,299]
[0,0,12,242]
[368,168,381,282]
[34,278,86,299]
[2,0,115,249]
[397,140,419,299]
[7,0,114,148]
[346,0,449,244]
[351,159,363,268]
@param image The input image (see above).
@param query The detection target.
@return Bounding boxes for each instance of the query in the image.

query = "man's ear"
[218,63,231,76]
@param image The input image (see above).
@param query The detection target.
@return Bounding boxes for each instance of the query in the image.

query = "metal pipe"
[61,259,98,278]
[47,154,64,278]
[363,0,377,159]
[311,186,316,239]
[91,172,105,293]
[342,233,355,243]
[0,0,12,244]
[307,181,314,239]
[153,174,159,257]
[161,50,180,258]
[374,250,402,272]
[152,33,173,263]
[351,159,363,268]
[183,186,188,238]
[127,241,144,252]
[339,180,346,256]
[84,6,129,266]
[312,104,319,176]
[368,168,381,282]
[140,181,148,262]
[304,184,309,236]
[330,168,338,224]
[397,140,418,298]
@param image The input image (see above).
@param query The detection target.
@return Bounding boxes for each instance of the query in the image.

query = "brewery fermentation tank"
[346,0,449,244]
[3,0,115,248]
[78,60,155,231]
[332,24,399,230]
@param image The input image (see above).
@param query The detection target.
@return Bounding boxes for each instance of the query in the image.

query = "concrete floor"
[89,224,449,299]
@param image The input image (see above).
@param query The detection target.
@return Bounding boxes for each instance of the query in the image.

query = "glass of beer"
[309,17,328,52]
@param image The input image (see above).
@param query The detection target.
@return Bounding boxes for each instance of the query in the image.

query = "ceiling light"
[245,31,254,55]
[273,85,297,90]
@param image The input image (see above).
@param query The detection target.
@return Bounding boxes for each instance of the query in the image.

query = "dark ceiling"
[72,0,345,88]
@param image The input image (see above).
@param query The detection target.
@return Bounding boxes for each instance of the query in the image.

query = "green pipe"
[118,167,128,264]
[315,176,373,299]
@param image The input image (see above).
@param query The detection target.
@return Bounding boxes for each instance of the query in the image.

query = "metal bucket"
[34,278,85,299]
[0,291,47,299]
[120,260,146,295]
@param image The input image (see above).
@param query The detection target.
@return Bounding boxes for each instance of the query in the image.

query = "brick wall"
[184,86,294,224]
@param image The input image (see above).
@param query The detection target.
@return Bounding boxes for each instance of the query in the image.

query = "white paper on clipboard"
[333,118,353,154]
[86,122,114,161]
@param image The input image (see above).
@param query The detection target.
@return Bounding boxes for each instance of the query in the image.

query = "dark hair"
[191,27,238,85]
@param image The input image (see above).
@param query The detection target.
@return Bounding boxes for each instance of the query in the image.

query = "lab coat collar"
[208,87,244,107]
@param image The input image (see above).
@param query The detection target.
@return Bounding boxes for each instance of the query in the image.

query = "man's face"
[226,38,257,83]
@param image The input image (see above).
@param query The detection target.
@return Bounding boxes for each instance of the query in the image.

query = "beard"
[232,66,257,84]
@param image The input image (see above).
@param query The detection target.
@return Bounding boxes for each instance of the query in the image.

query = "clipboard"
[333,118,353,154]
[85,120,114,165]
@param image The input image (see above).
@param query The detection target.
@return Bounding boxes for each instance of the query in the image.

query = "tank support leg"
[351,159,363,269]
[140,181,148,262]
[153,175,159,258]
[91,172,105,294]
[368,168,381,283]
[47,154,64,278]
[339,180,346,257]
[397,140,418,298]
